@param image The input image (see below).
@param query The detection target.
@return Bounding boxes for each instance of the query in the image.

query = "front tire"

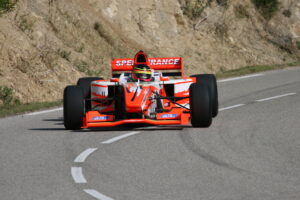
[63,86,85,130]
[189,83,212,127]
[190,74,218,117]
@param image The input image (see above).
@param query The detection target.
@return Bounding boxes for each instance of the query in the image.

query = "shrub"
[57,49,71,61]
[235,5,250,19]
[87,69,101,76]
[75,60,89,73]
[282,9,292,18]
[216,0,228,7]
[182,0,211,19]
[0,0,16,13]
[0,86,13,105]
[215,23,228,39]
[77,45,84,53]
[252,0,279,20]
[74,60,102,75]
[296,41,300,50]
[18,16,35,33]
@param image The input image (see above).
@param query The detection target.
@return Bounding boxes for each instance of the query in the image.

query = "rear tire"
[189,83,212,127]
[63,86,85,130]
[114,86,126,120]
[77,77,103,98]
[77,77,103,110]
[190,74,218,117]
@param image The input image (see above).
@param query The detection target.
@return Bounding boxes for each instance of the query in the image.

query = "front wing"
[81,109,190,128]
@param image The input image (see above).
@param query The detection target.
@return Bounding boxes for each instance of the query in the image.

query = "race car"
[63,51,218,130]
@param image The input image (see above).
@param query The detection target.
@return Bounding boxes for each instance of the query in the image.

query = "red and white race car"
[63,51,218,130]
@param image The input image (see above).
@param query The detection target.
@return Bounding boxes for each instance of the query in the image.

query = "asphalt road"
[1,67,300,200]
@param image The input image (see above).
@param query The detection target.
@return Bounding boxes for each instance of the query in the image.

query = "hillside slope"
[0,0,299,103]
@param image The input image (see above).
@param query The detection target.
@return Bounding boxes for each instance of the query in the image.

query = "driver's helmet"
[132,64,152,82]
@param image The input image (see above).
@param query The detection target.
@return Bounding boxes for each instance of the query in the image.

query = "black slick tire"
[63,85,85,130]
[77,77,103,98]
[190,74,218,117]
[115,85,126,120]
[77,77,103,110]
[189,83,212,127]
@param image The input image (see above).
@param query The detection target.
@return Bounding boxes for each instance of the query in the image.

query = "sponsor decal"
[92,116,109,121]
[160,114,178,118]
[115,58,180,67]
[116,59,134,66]
[149,58,180,66]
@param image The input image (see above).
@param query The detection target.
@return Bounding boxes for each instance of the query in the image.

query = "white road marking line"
[218,74,264,83]
[74,148,98,163]
[71,167,87,183]
[25,107,63,116]
[256,93,296,102]
[84,189,114,200]
[219,104,245,111]
[102,131,140,144]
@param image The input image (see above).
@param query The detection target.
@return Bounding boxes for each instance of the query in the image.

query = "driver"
[131,64,153,82]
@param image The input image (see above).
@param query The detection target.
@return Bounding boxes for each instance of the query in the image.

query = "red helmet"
[132,64,152,82]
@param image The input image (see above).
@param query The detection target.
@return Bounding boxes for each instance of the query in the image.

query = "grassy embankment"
[0,84,62,118]
[0,62,299,118]
[216,62,300,78]
[0,101,62,118]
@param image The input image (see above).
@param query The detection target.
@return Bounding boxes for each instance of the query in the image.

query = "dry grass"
[217,62,300,79]
[0,101,62,118]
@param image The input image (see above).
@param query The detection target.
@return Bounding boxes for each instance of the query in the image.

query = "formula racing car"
[63,51,218,130]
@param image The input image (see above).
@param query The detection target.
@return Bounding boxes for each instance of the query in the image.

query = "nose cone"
[124,84,151,113]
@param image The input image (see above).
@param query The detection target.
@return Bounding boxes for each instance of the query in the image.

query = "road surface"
[1,67,300,200]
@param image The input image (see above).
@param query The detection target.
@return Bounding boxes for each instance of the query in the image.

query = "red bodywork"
[82,51,196,128]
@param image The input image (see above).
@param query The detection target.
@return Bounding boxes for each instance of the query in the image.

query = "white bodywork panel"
[90,75,193,111]
[91,81,117,111]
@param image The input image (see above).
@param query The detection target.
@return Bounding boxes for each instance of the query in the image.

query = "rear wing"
[111,57,184,78]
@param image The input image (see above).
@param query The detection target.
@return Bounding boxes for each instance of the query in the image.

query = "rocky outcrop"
[0,0,299,103]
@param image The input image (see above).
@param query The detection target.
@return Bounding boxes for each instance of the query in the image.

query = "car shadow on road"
[134,125,193,131]
[72,125,194,132]
[73,126,135,132]
[42,118,64,125]
[29,128,66,131]
[28,117,66,131]
[43,117,63,122]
